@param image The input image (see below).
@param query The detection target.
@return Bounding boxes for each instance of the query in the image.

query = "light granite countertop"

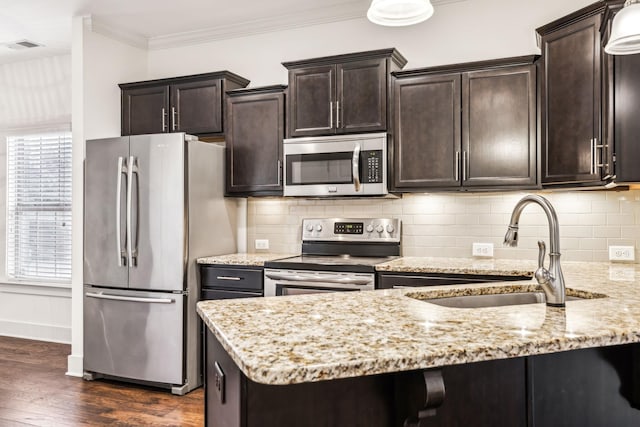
[197,260,640,386]
[375,256,536,277]
[197,253,295,267]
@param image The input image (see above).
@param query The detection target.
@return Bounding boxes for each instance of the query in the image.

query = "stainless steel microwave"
[283,132,388,197]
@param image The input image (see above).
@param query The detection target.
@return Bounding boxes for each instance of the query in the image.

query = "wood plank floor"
[0,336,204,426]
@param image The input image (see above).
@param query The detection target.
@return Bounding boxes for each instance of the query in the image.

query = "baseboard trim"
[0,319,71,344]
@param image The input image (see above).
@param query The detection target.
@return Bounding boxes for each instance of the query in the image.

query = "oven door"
[283,133,387,197]
[264,269,375,297]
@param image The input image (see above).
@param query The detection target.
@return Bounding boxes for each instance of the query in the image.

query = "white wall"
[146,0,595,85]
[68,16,148,376]
[0,54,73,343]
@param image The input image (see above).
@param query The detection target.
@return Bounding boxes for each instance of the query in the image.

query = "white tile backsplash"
[246,190,640,263]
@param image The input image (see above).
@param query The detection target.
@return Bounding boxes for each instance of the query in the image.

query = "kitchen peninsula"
[198,259,640,426]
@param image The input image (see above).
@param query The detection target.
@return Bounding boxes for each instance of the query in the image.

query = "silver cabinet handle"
[216,276,242,281]
[85,292,174,304]
[171,107,178,131]
[462,151,468,182]
[336,101,340,128]
[126,156,139,267]
[594,138,608,172]
[116,157,127,267]
[455,151,460,182]
[352,143,361,192]
[329,102,333,129]
[277,159,282,186]
[590,138,596,175]
[161,108,167,132]
[392,285,412,289]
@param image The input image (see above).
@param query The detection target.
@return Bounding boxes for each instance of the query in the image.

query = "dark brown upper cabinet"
[391,56,538,192]
[282,49,407,138]
[225,85,286,197]
[537,3,606,186]
[602,2,640,184]
[120,71,249,137]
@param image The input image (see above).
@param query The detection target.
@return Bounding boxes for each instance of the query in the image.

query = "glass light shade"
[367,0,434,27]
[605,2,640,55]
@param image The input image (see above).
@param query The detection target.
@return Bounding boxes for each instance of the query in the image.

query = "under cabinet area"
[283,48,407,138]
[225,85,285,196]
[391,56,537,192]
[120,71,250,137]
[200,265,263,300]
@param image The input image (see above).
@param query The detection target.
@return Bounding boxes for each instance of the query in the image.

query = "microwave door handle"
[352,143,361,192]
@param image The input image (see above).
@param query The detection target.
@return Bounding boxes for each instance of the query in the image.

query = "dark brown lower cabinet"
[206,329,640,427]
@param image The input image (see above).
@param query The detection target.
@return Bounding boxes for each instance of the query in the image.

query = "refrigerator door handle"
[85,292,175,304]
[116,156,127,267]
[126,156,139,267]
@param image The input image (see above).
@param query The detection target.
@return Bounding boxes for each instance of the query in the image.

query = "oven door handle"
[265,272,372,286]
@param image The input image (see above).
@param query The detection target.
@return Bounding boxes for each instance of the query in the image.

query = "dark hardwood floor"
[0,336,204,426]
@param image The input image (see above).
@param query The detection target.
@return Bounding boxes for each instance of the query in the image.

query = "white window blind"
[6,131,72,282]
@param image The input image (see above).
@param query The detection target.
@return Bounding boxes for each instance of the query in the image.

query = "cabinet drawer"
[377,273,531,289]
[202,289,262,300]
[201,266,263,291]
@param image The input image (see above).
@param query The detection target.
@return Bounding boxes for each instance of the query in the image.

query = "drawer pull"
[217,276,242,281]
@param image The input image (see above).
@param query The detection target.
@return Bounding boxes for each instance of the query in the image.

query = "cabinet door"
[392,73,461,189]
[121,85,169,136]
[612,53,640,182]
[170,78,222,135]
[288,65,334,137]
[226,91,284,195]
[540,14,602,184]
[462,65,537,187]
[336,58,386,133]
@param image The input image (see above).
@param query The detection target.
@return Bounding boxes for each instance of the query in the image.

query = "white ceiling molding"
[85,16,148,50]
[147,2,366,50]
[83,0,468,52]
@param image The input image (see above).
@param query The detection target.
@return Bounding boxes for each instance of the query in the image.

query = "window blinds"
[6,132,72,282]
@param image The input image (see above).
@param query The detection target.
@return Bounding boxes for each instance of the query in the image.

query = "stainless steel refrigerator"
[83,132,236,395]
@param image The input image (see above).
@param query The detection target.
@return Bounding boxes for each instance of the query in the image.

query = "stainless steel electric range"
[264,218,401,296]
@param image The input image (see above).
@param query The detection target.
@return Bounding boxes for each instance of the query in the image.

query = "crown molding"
[85,16,148,50]
[148,1,366,50]
[84,0,468,52]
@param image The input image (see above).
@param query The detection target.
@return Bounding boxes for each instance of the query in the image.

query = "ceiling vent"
[6,40,43,50]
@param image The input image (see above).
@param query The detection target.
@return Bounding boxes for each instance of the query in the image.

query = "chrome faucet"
[504,195,566,307]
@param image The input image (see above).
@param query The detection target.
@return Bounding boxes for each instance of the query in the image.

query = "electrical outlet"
[472,242,494,257]
[255,239,269,250]
[609,245,635,262]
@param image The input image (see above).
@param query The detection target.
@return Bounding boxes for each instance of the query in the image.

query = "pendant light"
[367,0,434,27]
[605,0,640,55]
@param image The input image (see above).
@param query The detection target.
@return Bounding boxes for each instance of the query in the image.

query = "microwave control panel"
[362,150,383,183]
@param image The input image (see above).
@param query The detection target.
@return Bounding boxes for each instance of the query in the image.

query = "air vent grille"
[6,40,43,50]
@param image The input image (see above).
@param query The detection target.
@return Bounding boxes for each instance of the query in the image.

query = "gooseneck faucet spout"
[504,195,566,307]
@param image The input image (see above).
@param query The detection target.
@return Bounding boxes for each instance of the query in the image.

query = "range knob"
[366,224,374,233]
[315,224,323,232]
[386,224,395,233]
[375,224,384,233]
[305,224,314,232]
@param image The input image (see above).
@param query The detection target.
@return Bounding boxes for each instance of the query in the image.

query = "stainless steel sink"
[419,292,588,309]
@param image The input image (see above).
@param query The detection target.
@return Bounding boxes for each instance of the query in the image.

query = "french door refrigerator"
[83,133,236,395]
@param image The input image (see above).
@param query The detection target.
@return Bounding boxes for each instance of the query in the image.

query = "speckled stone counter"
[197,253,295,267]
[375,256,536,277]
[197,260,640,385]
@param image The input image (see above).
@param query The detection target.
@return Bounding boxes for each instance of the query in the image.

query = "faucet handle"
[537,240,546,269]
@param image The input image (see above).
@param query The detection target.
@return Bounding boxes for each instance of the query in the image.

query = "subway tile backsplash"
[247,190,640,263]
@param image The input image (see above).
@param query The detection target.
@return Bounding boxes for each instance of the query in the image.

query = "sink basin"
[406,288,605,309]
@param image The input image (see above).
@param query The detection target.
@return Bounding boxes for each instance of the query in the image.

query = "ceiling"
[0,0,461,64]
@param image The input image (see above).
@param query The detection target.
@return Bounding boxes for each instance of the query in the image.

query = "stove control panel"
[302,218,401,242]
